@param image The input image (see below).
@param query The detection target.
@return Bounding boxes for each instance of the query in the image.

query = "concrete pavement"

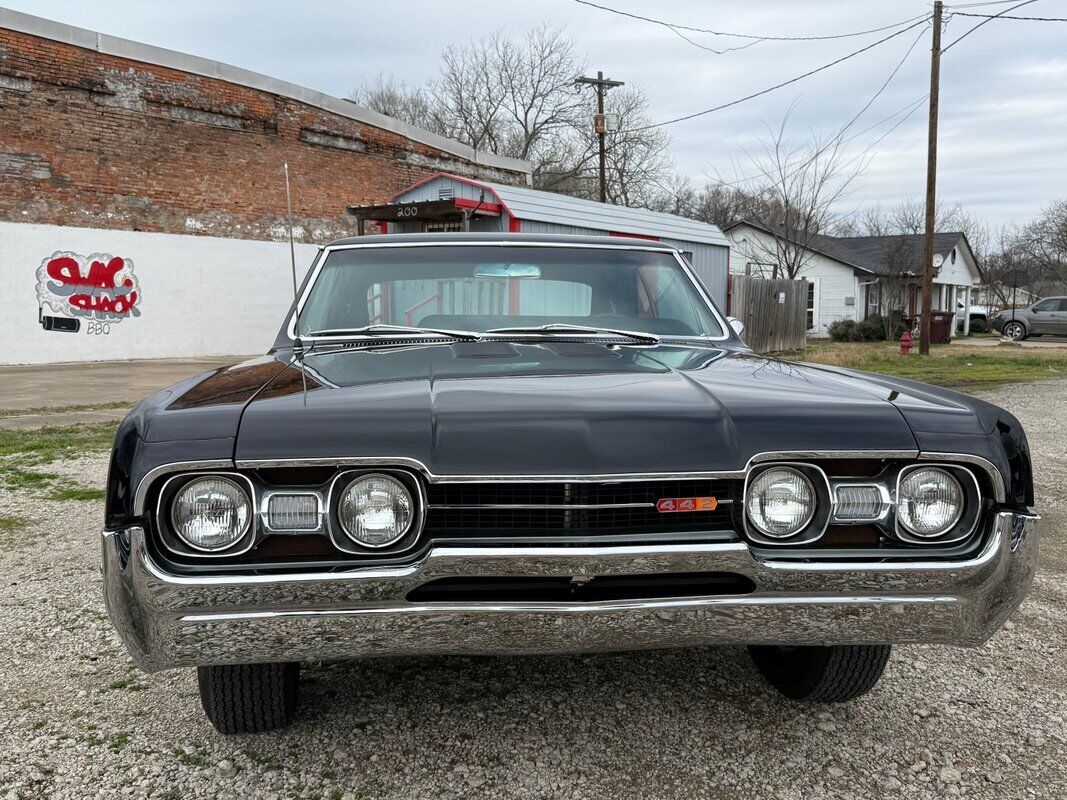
[0,356,250,430]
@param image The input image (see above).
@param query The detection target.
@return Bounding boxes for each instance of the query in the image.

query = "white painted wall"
[727,225,860,337]
[933,242,981,288]
[1,221,318,365]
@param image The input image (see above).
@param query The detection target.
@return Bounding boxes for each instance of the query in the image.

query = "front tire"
[197,662,300,734]
[748,645,891,702]
[1003,321,1027,340]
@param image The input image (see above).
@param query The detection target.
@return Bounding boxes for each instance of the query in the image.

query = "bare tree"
[348,74,439,132]
[600,88,673,207]
[1012,199,1067,296]
[874,235,914,339]
[348,26,671,206]
[720,109,862,279]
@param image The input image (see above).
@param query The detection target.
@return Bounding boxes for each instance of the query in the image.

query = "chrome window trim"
[743,462,832,546]
[261,490,325,533]
[326,469,428,555]
[284,240,732,344]
[831,482,893,524]
[894,463,982,545]
[157,471,258,558]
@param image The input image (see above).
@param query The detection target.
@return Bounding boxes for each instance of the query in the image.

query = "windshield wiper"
[306,324,481,341]
[486,323,660,345]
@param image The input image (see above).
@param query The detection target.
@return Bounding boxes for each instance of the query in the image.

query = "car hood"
[225,342,932,474]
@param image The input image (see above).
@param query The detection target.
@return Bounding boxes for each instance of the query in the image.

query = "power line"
[708,23,928,191]
[950,11,1067,20]
[573,0,929,43]
[942,0,1040,52]
[947,0,1039,7]
[710,94,929,193]
[627,17,931,131]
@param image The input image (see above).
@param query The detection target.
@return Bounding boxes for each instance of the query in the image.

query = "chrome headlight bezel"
[327,469,425,554]
[894,464,981,545]
[743,463,831,546]
[162,472,256,556]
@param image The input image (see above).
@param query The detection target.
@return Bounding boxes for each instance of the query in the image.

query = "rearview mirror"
[727,316,745,337]
[473,263,541,279]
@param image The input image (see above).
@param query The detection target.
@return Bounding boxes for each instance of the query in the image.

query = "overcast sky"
[8,0,1066,230]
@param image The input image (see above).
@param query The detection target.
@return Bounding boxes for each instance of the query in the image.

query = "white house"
[724,221,983,337]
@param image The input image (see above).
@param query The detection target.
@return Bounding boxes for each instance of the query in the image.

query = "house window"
[866,283,881,318]
[806,280,816,330]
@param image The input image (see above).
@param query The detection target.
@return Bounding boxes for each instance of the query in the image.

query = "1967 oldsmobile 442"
[102,233,1039,734]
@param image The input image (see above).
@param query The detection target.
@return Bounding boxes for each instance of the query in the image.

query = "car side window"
[1034,300,1058,312]
[1058,299,1067,312]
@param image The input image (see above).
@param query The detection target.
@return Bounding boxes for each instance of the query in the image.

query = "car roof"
[324,232,681,249]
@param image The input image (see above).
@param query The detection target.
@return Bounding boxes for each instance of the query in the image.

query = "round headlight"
[338,474,414,548]
[897,467,963,538]
[171,476,251,552]
[747,467,816,538]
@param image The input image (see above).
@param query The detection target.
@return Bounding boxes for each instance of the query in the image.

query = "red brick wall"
[0,26,525,242]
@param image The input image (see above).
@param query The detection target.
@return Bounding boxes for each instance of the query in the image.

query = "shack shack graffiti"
[35,251,141,334]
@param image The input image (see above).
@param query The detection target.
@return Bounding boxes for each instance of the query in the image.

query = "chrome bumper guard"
[103,512,1040,672]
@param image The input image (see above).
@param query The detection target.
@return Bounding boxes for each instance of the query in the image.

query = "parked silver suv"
[993,297,1067,340]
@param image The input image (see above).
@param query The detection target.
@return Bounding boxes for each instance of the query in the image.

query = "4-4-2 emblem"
[656,496,718,513]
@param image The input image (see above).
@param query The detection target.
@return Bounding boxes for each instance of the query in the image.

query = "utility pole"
[919,1,943,356]
[575,71,624,203]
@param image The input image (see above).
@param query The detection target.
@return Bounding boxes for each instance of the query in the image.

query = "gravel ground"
[0,381,1064,800]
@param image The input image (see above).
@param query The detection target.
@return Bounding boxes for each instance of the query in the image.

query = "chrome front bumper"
[103,512,1040,672]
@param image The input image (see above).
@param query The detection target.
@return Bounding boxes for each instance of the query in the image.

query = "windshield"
[295,245,725,339]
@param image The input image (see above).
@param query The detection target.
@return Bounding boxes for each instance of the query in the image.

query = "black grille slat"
[425,479,741,538]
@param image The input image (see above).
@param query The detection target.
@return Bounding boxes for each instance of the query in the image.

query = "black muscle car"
[102,233,1040,734]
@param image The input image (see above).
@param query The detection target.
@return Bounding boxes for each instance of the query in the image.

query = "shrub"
[828,319,863,342]
[829,314,909,342]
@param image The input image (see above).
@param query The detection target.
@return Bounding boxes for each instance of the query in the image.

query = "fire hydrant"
[900,331,914,355]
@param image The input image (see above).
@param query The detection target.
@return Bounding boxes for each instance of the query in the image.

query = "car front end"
[101,234,1040,732]
[104,454,1038,671]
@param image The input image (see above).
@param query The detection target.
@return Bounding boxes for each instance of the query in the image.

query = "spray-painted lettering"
[35,251,142,331]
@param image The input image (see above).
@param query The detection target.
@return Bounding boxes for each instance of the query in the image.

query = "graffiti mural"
[35,251,141,334]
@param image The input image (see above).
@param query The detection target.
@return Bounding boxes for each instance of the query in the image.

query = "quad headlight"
[896,467,964,538]
[746,467,816,539]
[337,473,414,548]
[171,476,251,552]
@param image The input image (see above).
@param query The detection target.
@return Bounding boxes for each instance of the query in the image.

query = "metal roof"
[392,174,728,247]
[480,180,729,246]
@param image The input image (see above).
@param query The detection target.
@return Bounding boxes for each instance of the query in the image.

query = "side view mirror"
[727,316,745,337]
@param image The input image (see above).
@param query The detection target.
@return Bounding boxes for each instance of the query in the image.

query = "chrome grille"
[425,479,741,538]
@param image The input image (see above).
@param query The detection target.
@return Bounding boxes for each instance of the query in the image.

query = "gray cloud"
[7,0,1064,229]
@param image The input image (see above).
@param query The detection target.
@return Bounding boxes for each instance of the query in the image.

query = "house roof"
[395,174,729,247]
[815,232,966,276]
[724,220,970,277]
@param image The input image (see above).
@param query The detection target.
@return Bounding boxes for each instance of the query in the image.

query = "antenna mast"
[284,163,308,404]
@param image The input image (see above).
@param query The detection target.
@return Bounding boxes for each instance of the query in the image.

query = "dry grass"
[780,340,1067,392]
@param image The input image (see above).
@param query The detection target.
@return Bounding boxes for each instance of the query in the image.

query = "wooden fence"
[728,275,808,353]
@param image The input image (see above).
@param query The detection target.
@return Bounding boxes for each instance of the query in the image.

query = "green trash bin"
[930,311,955,344]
